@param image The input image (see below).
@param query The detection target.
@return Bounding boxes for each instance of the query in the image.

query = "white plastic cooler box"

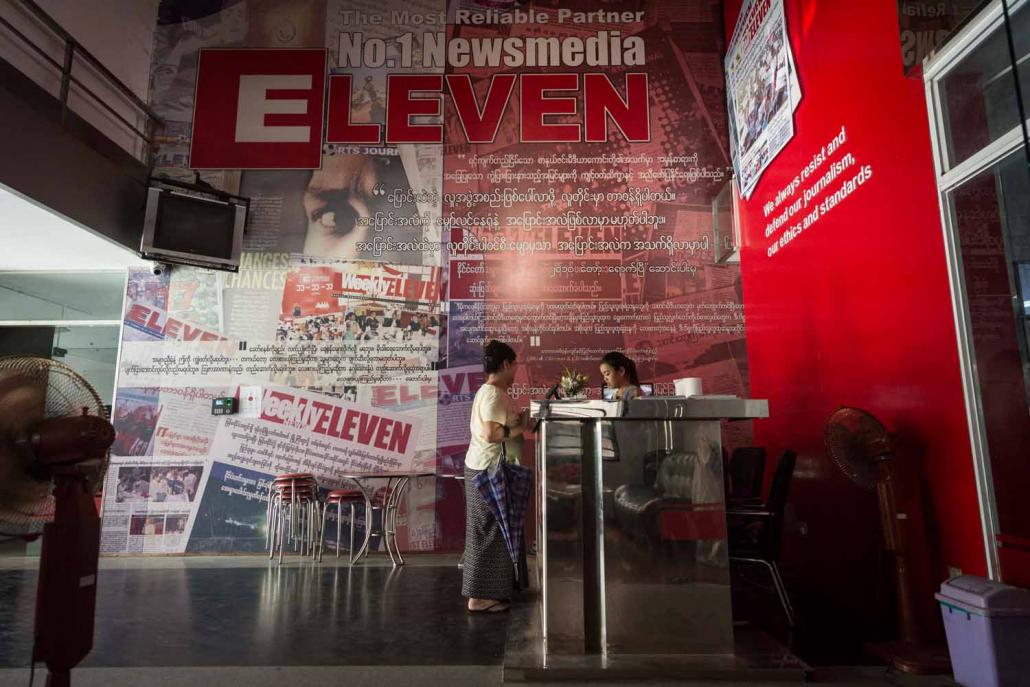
[936,576,1030,687]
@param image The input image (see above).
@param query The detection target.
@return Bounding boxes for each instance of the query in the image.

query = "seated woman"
[600,351,642,400]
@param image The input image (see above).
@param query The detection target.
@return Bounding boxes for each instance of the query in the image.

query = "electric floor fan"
[824,406,948,674]
[0,356,114,687]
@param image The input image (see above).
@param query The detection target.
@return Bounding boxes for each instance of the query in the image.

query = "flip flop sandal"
[468,601,509,613]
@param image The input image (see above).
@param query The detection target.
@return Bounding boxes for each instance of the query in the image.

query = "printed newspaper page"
[725,0,801,198]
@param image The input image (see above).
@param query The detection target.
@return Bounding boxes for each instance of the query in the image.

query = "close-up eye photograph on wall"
[0,0,1027,686]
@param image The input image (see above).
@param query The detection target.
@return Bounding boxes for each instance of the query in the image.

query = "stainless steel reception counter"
[529,396,768,659]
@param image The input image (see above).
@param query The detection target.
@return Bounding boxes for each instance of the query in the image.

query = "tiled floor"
[0,555,959,686]
[0,665,962,687]
[0,555,506,669]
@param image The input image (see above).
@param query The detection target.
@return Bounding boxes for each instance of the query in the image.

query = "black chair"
[728,450,797,628]
[725,446,767,505]
[612,449,685,547]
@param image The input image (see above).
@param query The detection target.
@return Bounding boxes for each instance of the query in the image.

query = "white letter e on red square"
[189,49,326,170]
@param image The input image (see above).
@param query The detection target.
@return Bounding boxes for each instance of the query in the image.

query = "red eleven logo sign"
[188,48,651,170]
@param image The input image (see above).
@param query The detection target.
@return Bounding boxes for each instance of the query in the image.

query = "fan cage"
[824,406,892,492]
[0,356,110,538]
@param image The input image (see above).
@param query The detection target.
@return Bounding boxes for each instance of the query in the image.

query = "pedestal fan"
[824,406,948,674]
[0,356,114,687]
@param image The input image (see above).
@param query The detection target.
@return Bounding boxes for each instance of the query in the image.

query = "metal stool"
[267,473,321,564]
[371,484,402,566]
[453,475,466,569]
[318,488,364,562]
[266,473,316,540]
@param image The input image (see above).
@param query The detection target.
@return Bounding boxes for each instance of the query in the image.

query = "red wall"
[724,0,987,646]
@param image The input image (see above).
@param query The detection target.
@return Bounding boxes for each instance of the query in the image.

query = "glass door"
[925,0,1030,580]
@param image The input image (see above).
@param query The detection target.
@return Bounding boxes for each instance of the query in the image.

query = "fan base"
[45,668,69,687]
[866,640,950,675]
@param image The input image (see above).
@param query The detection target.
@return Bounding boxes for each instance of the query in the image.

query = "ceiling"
[0,271,127,320]
[0,184,146,271]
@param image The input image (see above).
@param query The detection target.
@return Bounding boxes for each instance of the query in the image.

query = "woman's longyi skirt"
[461,466,515,600]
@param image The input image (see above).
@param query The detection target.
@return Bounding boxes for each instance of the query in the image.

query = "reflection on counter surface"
[532,397,768,658]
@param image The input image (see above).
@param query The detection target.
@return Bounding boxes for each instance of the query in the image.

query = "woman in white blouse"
[461,340,528,613]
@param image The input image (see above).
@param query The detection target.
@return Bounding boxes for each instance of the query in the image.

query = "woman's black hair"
[601,351,640,386]
[483,339,516,375]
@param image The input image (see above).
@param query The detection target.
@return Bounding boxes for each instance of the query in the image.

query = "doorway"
[924,0,1030,582]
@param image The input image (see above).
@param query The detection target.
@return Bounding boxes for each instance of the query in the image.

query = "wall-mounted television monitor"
[140,183,247,272]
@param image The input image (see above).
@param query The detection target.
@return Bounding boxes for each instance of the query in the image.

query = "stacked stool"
[267,472,321,564]
[318,487,365,562]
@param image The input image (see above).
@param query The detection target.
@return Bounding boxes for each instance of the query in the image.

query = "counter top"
[530,396,768,421]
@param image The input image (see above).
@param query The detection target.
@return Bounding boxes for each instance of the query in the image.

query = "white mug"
[674,377,703,397]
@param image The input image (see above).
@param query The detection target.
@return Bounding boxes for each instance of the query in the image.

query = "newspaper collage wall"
[102,0,753,555]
